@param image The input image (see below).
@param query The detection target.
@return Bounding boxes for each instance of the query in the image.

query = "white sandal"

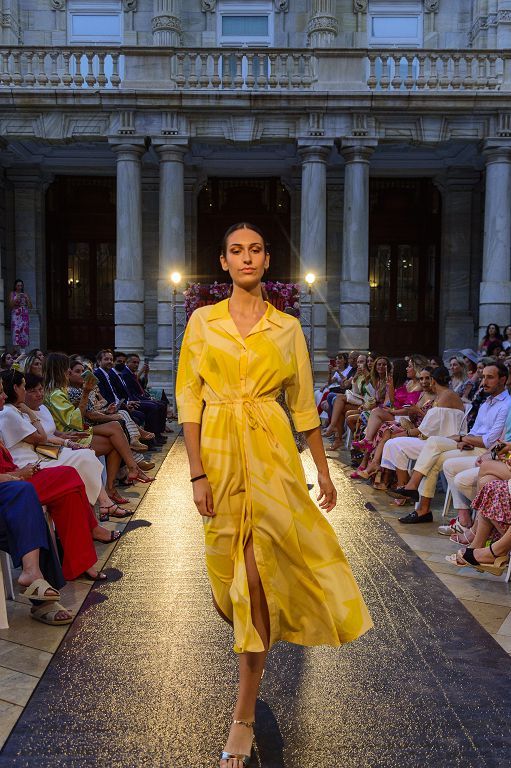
[19,578,60,602]
[219,719,254,767]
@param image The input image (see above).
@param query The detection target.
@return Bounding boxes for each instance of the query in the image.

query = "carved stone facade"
[152,0,182,46]
[307,0,339,48]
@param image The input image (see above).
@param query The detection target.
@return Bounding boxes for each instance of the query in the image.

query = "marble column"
[8,171,47,350]
[111,143,146,355]
[154,143,187,361]
[339,140,377,351]
[298,143,331,368]
[435,171,480,349]
[479,142,511,338]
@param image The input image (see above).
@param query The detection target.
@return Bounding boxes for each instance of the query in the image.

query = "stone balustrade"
[0,46,509,92]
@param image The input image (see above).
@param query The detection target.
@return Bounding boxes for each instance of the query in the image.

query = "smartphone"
[81,370,99,384]
[143,357,149,365]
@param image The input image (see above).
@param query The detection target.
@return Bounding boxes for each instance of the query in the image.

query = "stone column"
[154,143,187,361]
[298,143,331,368]
[111,143,146,355]
[152,0,182,46]
[339,140,377,351]
[479,142,511,338]
[8,171,48,350]
[435,171,480,349]
[307,0,339,47]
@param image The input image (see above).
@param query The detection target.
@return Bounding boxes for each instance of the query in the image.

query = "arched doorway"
[369,179,441,356]
[46,176,116,355]
[196,178,292,282]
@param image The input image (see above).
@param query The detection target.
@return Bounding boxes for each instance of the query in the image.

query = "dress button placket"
[240,350,248,392]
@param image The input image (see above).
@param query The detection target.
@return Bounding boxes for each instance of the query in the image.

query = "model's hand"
[316,471,337,513]
[193,477,215,517]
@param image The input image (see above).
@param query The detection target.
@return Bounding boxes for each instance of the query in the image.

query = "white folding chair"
[0,550,15,600]
[504,558,511,584]
[344,427,353,450]
[0,560,8,629]
[442,487,453,519]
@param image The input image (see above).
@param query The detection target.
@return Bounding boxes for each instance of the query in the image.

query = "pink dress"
[472,479,511,530]
[10,292,29,348]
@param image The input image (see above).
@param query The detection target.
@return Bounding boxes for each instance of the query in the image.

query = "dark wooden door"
[197,178,292,282]
[46,177,116,355]
[369,179,441,356]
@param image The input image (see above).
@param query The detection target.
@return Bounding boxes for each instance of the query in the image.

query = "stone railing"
[0,46,509,92]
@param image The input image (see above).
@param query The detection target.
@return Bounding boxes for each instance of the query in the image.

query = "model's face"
[68,363,84,387]
[100,353,114,370]
[220,228,269,289]
[29,358,43,376]
[418,371,432,391]
[25,383,44,409]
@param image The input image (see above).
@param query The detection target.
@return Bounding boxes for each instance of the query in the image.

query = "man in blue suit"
[110,351,167,443]
[93,349,149,433]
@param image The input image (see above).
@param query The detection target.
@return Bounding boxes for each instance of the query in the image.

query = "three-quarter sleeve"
[285,321,321,433]
[176,311,205,424]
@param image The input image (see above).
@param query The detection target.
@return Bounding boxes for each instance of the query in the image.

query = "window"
[218,1,273,47]
[368,1,423,47]
[68,1,122,45]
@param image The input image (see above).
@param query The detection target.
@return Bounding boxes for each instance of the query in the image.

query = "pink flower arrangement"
[183,281,301,320]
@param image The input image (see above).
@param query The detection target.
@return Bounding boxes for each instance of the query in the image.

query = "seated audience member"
[322,354,369,449]
[21,349,44,378]
[353,366,436,482]
[96,349,167,444]
[502,325,511,352]
[0,377,117,582]
[449,356,468,397]
[353,359,421,455]
[66,357,155,471]
[115,351,167,440]
[429,355,443,370]
[446,477,511,576]
[315,352,349,416]
[461,359,484,403]
[395,362,511,523]
[479,323,503,354]
[378,367,463,489]
[487,340,504,358]
[438,412,511,541]
[43,354,153,503]
[0,352,14,373]
[346,356,389,438]
[23,372,136,518]
[0,479,72,625]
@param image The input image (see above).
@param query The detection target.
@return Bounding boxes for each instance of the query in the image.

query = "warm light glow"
[305,272,316,285]
[170,271,182,285]
[369,280,379,288]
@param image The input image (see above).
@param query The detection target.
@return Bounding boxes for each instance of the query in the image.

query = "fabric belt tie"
[205,397,279,447]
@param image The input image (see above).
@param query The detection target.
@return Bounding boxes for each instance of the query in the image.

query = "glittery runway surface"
[1,438,511,768]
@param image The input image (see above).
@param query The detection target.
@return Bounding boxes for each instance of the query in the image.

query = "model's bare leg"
[220,537,269,768]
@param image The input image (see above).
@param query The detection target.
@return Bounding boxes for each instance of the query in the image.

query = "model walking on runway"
[177,222,372,768]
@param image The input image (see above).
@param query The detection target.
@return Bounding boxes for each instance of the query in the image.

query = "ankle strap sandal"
[219,720,254,767]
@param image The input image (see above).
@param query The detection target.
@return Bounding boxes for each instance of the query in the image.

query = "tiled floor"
[331,446,511,656]
[0,424,178,750]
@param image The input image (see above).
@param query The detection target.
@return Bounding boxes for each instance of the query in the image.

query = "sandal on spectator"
[82,570,108,582]
[19,578,60,602]
[94,526,122,542]
[100,502,131,520]
[31,602,73,626]
[108,491,130,505]
[133,471,155,483]
[446,545,509,576]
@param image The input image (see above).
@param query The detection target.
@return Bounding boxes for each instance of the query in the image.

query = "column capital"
[338,139,377,163]
[298,144,331,164]
[154,143,189,163]
[109,142,146,162]
[483,139,511,164]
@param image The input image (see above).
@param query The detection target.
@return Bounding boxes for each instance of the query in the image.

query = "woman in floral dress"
[9,279,32,352]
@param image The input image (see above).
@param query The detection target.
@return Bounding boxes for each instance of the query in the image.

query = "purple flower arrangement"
[183,281,301,320]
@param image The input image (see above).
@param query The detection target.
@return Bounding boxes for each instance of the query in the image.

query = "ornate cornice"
[471,10,511,42]
[152,15,183,35]
[307,15,339,39]
[122,0,137,11]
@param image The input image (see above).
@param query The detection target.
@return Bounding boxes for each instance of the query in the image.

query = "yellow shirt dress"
[176,299,372,653]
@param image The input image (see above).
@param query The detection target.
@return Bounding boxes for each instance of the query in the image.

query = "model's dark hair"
[431,366,451,387]
[483,323,502,341]
[484,360,509,380]
[392,358,408,389]
[13,278,24,291]
[24,373,44,390]
[0,369,25,403]
[220,222,270,256]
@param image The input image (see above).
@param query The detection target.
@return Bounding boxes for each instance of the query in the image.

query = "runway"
[1,436,510,768]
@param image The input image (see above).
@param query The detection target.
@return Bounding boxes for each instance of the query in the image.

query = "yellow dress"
[176,298,372,653]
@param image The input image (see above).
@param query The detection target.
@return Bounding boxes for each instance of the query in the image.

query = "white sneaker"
[438,519,471,536]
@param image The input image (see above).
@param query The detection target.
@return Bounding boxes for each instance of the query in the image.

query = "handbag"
[34,443,62,460]
[346,389,364,405]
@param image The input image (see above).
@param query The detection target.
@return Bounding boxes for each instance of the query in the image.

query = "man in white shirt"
[396,362,511,524]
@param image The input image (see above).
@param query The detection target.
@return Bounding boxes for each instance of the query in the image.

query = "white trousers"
[381,436,425,471]
[414,436,485,499]
[442,459,480,510]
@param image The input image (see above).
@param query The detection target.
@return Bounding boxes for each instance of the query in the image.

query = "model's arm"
[182,422,214,517]
[303,426,337,513]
